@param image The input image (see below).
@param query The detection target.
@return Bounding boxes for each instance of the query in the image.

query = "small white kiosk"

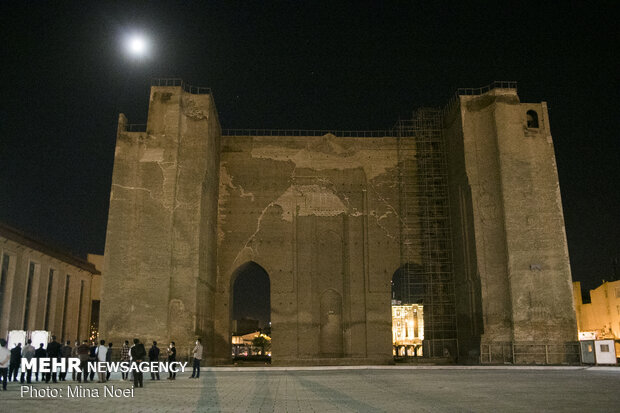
[593,339,617,365]
[7,330,27,350]
[30,330,50,349]
[580,339,617,365]
[7,330,50,349]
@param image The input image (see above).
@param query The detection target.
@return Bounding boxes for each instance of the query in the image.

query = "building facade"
[0,223,100,342]
[392,303,423,357]
[574,280,620,340]
[100,80,578,365]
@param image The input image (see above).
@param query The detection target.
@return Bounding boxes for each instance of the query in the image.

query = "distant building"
[232,331,271,357]
[573,280,620,339]
[0,223,100,342]
[392,302,424,356]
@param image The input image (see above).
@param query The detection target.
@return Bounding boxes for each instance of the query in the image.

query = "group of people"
[0,336,204,391]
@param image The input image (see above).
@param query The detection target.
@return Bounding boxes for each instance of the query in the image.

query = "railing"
[151,78,212,95]
[222,129,395,138]
[480,341,581,365]
[456,81,517,96]
[442,81,518,119]
[146,80,519,134]
[152,78,184,87]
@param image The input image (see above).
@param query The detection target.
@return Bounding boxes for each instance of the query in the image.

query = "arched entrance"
[230,261,271,361]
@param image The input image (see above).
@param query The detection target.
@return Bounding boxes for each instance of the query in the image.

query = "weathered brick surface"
[101,85,577,365]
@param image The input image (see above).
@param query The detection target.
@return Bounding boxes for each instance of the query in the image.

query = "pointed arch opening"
[230,261,271,362]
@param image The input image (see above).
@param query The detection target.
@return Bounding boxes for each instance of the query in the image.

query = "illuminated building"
[232,331,271,357]
[392,301,424,356]
[573,280,620,340]
[0,223,100,342]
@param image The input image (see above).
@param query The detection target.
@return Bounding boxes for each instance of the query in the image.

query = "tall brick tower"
[100,80,221,360]
[445,84,578,363]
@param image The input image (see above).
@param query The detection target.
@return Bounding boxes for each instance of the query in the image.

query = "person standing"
[77,340,90,382]
[9,342,22,382]
[130,338,146,388]
[120,340,130,381]
[148,341,160,380]
[71,341,79,381]
[106,343,113,381]
[20,340,35,383]
[190,338,203,379]
[34,343,46,382]
[167,342,177,380]
[0,339,10,391]
[45,336,61,383]
[59,341,72,381]
[88,341,97,381]
[96,340,108,383]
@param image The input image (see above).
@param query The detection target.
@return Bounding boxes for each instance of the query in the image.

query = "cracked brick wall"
[100,84,578,365]
[215,135,403,364]
[101,87,220,357]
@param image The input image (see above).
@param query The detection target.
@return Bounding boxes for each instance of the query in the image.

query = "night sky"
[1,1,618,321]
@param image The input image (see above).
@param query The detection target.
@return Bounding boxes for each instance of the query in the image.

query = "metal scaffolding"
[393,108,457,358]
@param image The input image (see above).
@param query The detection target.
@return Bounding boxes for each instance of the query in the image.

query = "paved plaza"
[1,366,619,412]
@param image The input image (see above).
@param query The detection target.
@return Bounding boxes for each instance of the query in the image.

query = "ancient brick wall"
[215,135,402,364]
[100,83,578,365]
[101,87,219,354]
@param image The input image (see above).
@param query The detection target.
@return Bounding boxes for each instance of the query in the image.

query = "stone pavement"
[1,366,618,412]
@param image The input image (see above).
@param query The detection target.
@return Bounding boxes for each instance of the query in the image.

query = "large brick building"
[100,80,578,365]
[0,223,100,342]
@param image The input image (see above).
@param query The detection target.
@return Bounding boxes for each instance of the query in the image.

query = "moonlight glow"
[126,34,149,57]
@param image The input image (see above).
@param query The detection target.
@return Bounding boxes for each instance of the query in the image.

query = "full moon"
[127,34,148,57]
